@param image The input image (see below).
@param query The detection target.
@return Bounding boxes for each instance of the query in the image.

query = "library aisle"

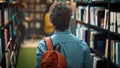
[17,39,41,68]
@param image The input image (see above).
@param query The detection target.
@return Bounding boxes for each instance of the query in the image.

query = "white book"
[110,12,116,32]
[90,7,96,26]
[5,49,11,68]
[110,12,114,32]
[81,26,87,41]
[5,52,9,68]
[78,6,86,21]
[105,39,108,58]
[94,7,105,27]
[4,9,9,22]
[76,24,87,40]
[91,53,96,62]
[84,6,89,24]
[89,31,95,48]
[93,56,102,68]
[111,40,115,63]
[104,9,109,29]
[113,12,117,32]
[76,8,79,21]
[117,12,120,34]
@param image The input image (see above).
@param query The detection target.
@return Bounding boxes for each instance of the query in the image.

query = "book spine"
[4,9,9,22]
[117,12,120,34]
[4,29,8,47]
[0,37,2,62]
[0,10,1,26]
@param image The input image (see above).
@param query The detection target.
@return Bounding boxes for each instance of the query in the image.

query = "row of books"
[0,22,15,67]
[0,28,12,65]
[91,53,107,68]
[76,26,120,67]
[0,1,19,67]
[110,12,120,33]
[76,6,120,34]
[0,45,17,68]
[109,40,120,66]
[0,8,9,27]
[5,45,17,68]
[91,53,118,68]
[76,6,106,28]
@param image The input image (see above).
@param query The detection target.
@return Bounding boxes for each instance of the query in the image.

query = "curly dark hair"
[49,2,72,31]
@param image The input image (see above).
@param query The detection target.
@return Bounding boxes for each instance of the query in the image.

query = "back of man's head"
[49,2,72,31]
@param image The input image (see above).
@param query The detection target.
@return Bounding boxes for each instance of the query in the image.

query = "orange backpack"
[41,37,67,68]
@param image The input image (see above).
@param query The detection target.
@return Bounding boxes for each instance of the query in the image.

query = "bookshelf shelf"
[109,32,120,40]
[77,20,120,40]
[77,20,108,32]
[91,48,107,60]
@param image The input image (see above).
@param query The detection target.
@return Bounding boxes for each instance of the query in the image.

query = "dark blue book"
[94,33,106,55]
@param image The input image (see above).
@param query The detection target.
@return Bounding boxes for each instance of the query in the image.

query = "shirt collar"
[54,29,71,34]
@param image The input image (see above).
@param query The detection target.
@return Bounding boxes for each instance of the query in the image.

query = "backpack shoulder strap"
[45,37,53,50]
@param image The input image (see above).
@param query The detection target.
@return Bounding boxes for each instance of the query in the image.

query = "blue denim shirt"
[36,29,93,68]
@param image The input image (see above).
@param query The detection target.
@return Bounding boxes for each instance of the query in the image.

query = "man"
[36,2,93,68]
[18,3,31,43]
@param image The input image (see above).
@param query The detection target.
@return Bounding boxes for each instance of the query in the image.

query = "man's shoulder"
[37,39,46,48]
